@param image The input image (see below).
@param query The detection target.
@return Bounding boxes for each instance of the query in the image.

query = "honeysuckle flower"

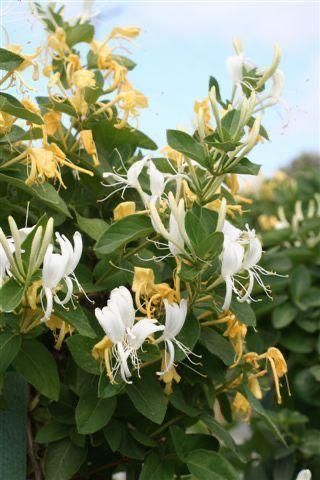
[156,299,193,375]
[2,143,94,187]
[47,27,70,59]
[113,201,136,220]
[232,392,251,421]
[95,81,148,128]
[159,350,181,396]
[244,347,288,404]
[108,26,141,41]
[0,112,15,135]
[1,44,40,91]
[43,111,62,136]
[72,69,96,89]
[94,286,164,383]
[296,470,312,480]
[220,220,274,311]
[220,223,244,310]
[40,232,83,322]
[132,266,177,316]
[79,130,99,166]
[0,217,50,289]
[103,157,149,203]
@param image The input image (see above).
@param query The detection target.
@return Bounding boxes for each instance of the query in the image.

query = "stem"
[150,415,183,438]
[27,419,42,480]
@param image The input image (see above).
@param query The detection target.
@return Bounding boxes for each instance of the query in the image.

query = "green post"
[0,372,28,479]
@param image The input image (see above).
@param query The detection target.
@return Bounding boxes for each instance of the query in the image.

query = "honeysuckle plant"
[227,164,320,479]
[0,3,296,479]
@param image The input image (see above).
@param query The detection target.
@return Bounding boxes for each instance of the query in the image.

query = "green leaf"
[0,125,42,144]
[200,328,234,366]
[294,368,320,407]
[244,386,286,444]
[75,211,108,241]
[208,76,226,107]
[139,452,175,480]
[98,373,126,398]
[0,47,24,71]
[66,335,100,375]
[54,304,96,338]
[201,414,245,461]
[175,313,200,362]
[13,339,60,400]
[221,110,241,136]
[95,214,153,255]
[280,331,314,353]
[36,421,70,443]
[170,426,219,461]
[0,332,21,373]
[169,385,200,417]
[66,24,94,46]
[230,300,256,327]
[0,92,43,124]
[44,439,86,480]
[186,449,238,480]
[0,174,71,218]
[0,279,25,312]
[85,119,157,154]
[75,390,116,434]
[272,304,297,329]
[112,55,136,71]
[167,129,207,167]
[227,158,261,175]
[127,371,167,424]
[290,265,311,309]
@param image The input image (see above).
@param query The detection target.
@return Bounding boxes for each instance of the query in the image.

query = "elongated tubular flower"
[1,44,40,91]
[220,220,275,311]
[103,157,149,203]
[95,286,164,383]
[0,217,49,287]
[220,223,244,310]
[40,232,83,322]
[156,299,199,375]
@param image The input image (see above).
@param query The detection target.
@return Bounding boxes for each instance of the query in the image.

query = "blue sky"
[2,1,319,175]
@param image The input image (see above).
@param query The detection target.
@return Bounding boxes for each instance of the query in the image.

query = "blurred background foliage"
[233,152,320,479]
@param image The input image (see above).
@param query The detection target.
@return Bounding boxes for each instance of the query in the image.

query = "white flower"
[296,470,312,480]
[103,157,149,203]
[220,221,273,311]
[0,241,13,285]
[226,53,244,86]
[41,231,83,322]
[156,299,198,375]
[148,161,165,201]
[95,286,164,383]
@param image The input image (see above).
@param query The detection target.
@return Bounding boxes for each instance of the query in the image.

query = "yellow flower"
[79,130,99,166]
[114,82,148,128]
[248,375,263,399]
[47,27,70,58]
[90,40,127,91]
[158,350,181,396]
[72,69,96,89]
[223,314,247,366]
[43,111,62,136]
[132,266,177,316]
[206,198,243,217]
[258,214,279,231]
[69,90,89,116]
[0,112,15,135]
[24,143,93,187]
[21,98,41,115]
[3,44,40,90]
[47,314,74,350]
[92,336,114,382]
[108,26,141,40]
[161,145,183,167]
[194,98,212,138]
[232,392,251,420]
[245,347,288,404]
[113,201,136,220]
[65,54,82,83]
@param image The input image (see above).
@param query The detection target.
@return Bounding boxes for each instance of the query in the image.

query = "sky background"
[1,0,319,176]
